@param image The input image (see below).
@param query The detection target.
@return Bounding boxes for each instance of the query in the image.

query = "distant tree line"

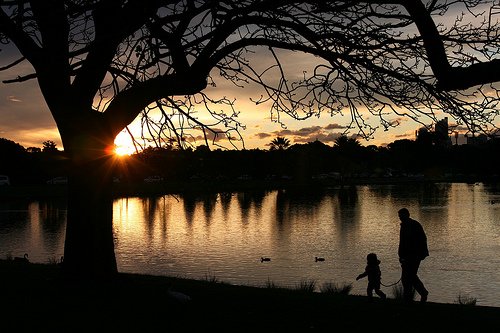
[1,135,498,186]
[0,138,69,185]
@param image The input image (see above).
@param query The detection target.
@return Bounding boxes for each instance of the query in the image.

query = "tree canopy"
[1,1,500,152]
[269,136,291,150]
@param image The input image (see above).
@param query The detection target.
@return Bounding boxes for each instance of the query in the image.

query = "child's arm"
[356,272,367,280]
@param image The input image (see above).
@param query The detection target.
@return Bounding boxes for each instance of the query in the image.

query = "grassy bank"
[1,260,498,332]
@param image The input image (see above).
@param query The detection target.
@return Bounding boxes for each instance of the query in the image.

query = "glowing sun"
[113,131,136,156]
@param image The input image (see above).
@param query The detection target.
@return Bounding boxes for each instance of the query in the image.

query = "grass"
[392,282,416,301]
[294,278,317,292]
[1,259,498,332]
[319,281,353,295]
[264,277,280,289]
[457,293,478,306]
[203,269,220,283]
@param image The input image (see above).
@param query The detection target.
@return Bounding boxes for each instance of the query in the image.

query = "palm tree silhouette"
[333,135,361,151]
[269,136,291,151]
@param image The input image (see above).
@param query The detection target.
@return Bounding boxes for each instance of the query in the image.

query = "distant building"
[434,117,452,147]
[415,117,452,147]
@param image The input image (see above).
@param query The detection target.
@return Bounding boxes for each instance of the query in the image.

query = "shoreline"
[1,176,498,199]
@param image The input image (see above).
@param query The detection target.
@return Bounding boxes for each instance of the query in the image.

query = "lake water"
[1,182,499,307]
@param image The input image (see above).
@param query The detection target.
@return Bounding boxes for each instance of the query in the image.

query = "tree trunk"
[60,121,119,279]
[63,157,117,279]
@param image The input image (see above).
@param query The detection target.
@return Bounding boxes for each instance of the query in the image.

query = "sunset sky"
[0,74,473,154]
[0,50,466,155]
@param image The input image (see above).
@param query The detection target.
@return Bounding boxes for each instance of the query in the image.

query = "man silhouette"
[398,208,429,303]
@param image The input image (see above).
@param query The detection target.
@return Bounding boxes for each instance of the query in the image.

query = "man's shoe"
[421,293,428,303]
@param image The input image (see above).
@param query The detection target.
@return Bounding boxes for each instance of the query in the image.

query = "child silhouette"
[356,253,387,300]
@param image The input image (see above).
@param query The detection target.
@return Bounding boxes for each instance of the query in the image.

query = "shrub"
[294,279,316,292]
[456,293,477,306]
[264,278,280,289]
[203,270,219,283]
[320,281,353,295]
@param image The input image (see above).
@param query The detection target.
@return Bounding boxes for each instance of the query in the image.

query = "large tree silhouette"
[1,1,500,278]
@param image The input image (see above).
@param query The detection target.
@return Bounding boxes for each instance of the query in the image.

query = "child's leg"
[367,286,374,298]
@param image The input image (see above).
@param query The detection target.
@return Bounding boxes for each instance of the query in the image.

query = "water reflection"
[201,192,218,223]
[37,199,67,255]
[1,183,499,307]
[237,191,267,224]
[182,192,197,226]
[0,198,66,262]
[335,185,361,227]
